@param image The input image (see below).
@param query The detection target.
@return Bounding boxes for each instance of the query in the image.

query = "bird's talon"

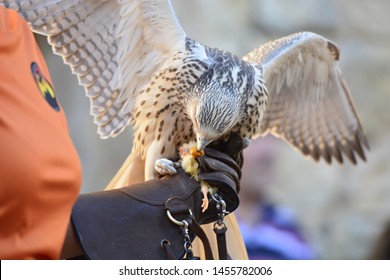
[155,158,178,176]
[243,137,251,149]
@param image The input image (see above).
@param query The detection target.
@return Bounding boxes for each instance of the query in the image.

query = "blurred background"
[36,0,390,259]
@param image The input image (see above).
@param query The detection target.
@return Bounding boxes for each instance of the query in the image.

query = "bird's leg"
[154,158,180,176]
[200,181,210,213]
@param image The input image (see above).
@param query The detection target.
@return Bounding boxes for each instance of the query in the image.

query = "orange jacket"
[0,7,81,259]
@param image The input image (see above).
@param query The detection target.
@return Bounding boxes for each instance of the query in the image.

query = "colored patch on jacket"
[31,62,60,111]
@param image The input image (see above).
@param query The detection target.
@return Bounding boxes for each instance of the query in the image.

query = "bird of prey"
[2,0,368,190]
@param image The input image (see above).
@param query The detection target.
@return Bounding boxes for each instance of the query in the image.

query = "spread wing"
[2,0,186,138]
[244,32,369,164]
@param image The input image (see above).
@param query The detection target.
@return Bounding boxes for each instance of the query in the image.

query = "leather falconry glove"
[70,134,244,259]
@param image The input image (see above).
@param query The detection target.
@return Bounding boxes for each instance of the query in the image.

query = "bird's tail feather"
[105,151,145,190]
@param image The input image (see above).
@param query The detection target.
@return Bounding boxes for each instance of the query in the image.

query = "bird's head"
[187,85,242,152]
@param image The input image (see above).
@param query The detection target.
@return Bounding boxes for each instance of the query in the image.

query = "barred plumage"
[1,0,369,188]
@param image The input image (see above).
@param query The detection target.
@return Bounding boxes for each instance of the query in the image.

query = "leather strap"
[191,221,214,260]
[213,224,228,260]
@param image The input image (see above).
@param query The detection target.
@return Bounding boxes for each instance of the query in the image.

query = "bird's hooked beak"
[196,132,212,152]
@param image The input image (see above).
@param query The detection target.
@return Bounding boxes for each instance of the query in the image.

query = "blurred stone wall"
[37,0,390,259]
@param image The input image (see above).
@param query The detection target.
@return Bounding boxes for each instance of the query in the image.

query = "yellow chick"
[179,141,216,212]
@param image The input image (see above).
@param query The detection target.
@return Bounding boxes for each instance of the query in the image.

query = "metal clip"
[182,220,191,251]
[181,220,200,260]
[166,208,200,260]
[212,193,229,228]
[212,194,229,259]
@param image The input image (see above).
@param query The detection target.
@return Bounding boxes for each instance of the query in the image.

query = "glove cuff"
[70,168,238,259]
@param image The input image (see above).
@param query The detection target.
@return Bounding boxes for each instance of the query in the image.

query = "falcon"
[2,0,369,190]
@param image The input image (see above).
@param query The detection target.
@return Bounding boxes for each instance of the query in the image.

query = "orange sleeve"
[0,7,82,259]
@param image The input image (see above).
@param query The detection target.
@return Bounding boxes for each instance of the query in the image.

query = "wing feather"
[244,32,368,164]
[2,0,186,138]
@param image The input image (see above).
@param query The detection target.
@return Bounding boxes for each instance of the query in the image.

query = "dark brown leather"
[72,169,198,259]
[71,136,244,260]
[207,133,245,173]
